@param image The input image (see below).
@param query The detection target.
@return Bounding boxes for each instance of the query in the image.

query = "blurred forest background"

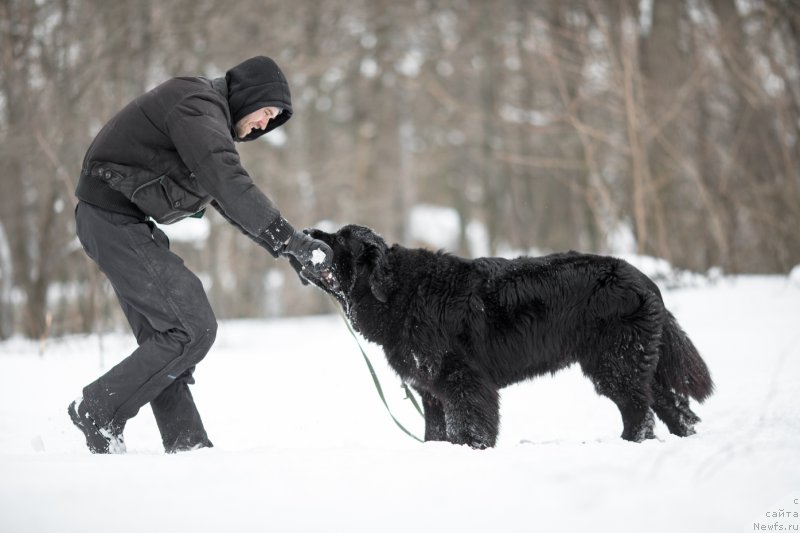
[1,0,799,340]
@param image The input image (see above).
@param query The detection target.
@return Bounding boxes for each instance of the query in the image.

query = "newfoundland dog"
[305,225,713,449]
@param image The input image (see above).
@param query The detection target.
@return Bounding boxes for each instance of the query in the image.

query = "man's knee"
[187,311,217,362]
[168,310,216,365]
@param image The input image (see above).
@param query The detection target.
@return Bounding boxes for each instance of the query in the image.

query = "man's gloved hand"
[287,254,309,285]
[259,216,332,274]
[282,230,333,274]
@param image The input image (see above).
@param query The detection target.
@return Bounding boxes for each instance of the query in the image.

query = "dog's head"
[305,224,393,305]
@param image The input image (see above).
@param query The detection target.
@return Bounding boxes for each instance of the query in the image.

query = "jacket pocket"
[130,175,209,224]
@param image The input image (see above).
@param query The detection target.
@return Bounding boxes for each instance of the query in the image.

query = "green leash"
[331,298,425,442]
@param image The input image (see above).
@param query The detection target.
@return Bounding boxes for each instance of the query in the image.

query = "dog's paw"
[447,430,495,450]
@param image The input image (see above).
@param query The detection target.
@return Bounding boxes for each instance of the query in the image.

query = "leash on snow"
[330,296,425,443]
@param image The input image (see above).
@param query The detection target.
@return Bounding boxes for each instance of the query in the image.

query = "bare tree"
[1,0,798,339]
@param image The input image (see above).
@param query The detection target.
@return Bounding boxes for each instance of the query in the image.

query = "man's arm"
[210,200,279,257]
[164,91,290,252]
[165,91,331,272]
[211,200,310,284]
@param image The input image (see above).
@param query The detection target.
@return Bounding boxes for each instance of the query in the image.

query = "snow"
[157,216,210,244]
[408,203,461,251]
[360,56,379,78]
[790,264,800,287]
[465,219,490,258]
[607,221,637,254]
[1,276,799,532]
[310,248,327,266]
[395,49,424,78]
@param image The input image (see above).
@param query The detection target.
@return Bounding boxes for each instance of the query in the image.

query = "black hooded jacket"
[75,56,294,248]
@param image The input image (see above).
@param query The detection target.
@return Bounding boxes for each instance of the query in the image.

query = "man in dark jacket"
[68,56,332,454]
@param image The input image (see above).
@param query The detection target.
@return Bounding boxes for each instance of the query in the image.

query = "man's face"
[234,106,282,139]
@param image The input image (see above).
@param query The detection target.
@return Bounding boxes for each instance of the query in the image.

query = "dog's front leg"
[415,388,447,442]
[437,358,500,449]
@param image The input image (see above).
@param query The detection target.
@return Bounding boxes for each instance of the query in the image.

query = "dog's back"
[460,253,660,380]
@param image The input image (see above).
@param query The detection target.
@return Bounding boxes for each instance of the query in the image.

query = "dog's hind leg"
[581,345,659,442]
[436,357,500,449]
[651,377,701,437]
[416,388,448,442]
[582,282,666,442]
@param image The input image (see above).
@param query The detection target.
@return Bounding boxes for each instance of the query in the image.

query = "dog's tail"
[656,311,714,402]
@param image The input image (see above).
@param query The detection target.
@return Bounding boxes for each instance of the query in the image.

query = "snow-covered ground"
[1,275,799,532]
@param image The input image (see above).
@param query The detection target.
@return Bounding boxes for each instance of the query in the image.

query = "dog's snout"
[320,269,340,291]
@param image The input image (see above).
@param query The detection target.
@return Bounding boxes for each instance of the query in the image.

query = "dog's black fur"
[307,225,714,449]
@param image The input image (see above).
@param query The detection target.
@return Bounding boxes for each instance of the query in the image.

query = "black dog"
[306,225,713,449]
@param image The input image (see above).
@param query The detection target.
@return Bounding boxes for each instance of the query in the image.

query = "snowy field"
[1,275,799,532]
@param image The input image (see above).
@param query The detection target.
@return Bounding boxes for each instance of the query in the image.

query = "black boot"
[68,398,126,454]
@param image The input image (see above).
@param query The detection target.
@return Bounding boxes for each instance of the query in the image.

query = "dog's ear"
[359,236,393,303]
[369,265,391,303]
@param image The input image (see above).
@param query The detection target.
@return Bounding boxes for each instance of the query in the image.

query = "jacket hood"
[225,56,293,142]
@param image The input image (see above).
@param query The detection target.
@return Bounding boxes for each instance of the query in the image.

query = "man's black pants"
[75,201,216,452]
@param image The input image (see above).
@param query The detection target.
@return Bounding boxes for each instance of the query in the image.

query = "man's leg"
[115,295,213,452]
[151,370,213,452]
[75,202,217,449]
